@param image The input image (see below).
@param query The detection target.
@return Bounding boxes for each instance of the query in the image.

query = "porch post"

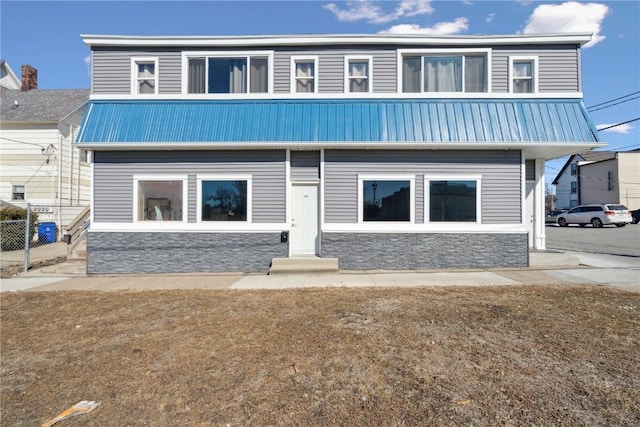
[534,159,546,250]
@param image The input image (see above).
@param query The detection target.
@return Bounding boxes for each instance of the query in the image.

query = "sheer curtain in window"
[402,56,421,92]
[465,56,486,92]
[424,56,462,92]
[250,57,268,93]
[296,62,314,92]
[349,61,368,92]
[188,58,205,93]
[229,59,247,93]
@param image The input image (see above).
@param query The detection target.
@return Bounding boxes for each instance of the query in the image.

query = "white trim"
[424,175,482,224]
[89,222,287,232]
[397,48,492,94]
[89,153,95,225]
[509,56,539,94]
[130,57,159,95]
[290,56,319,94]
[180,50,274,95]
[344,55,373,94]
[358,174,415,223]
[89,92,584,101]
[81,33,593,48]
[521,152,527,226]
[196,174,253,225]
[320,149,325,249]
[132,174,188,223]
[534,159,546,249]
[285,149,291,256]
[322,223,527,233]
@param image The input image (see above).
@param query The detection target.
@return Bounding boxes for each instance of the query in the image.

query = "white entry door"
[291,184,319,255]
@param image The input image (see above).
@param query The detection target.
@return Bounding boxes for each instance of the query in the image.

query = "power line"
[597,117,640,131]
[586,90,640,109]
[588,95,640,112]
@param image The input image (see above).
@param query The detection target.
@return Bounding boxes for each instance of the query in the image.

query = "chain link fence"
[1,204,36,275]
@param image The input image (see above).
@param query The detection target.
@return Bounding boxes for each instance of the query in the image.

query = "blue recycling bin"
[38,222,58,243]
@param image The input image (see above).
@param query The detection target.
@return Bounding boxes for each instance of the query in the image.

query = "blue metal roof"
[77,99,600,144]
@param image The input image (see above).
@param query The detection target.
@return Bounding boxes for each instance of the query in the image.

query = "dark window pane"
[202,180,248,221]
[363,180,410,221]
[429,180,477,222]
[208,58,247,93]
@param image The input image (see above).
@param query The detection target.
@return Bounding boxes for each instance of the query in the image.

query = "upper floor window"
[345,56,372,93]
[185,53,270,94]
[509,56,538,93]
[570,163,577,176]
[291,56,318,94]
[401,50,488,93]
[131,57,158,95]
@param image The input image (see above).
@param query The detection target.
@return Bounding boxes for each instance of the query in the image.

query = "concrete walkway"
[1,252,638,293]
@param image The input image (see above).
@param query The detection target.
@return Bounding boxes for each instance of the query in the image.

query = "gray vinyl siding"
[273,48,397,94]
[91,44,579,95]
[92,48,182,94]
[324,150,521,224]
[92,150,285,223]
[491,45,579,93]
[290,151,320,181]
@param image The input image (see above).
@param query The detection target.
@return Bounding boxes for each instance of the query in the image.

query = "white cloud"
[486,13,495,23]
[380,17,469,35]
[83,55,91,76]
[523,2,609,48]
[323,0,433,24]
[597,123,633,134]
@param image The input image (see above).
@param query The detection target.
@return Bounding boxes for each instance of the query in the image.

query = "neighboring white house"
[1,59,21,90]
[552,151,617,209]
[0,62,90,237]
[578,150,640,209]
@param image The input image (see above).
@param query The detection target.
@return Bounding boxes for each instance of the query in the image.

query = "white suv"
[557,204,632,228]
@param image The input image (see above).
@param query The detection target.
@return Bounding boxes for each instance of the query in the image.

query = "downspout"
[57,133,63,236]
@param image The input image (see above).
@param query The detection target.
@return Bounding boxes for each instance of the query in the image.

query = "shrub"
[0,207,39,251]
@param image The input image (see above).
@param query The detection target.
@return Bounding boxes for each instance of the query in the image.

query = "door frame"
[289,181,320,256]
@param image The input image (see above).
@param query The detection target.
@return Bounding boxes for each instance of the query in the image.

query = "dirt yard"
[1,285,638,426]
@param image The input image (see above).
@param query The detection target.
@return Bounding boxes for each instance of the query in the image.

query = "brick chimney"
[21,64,38,91]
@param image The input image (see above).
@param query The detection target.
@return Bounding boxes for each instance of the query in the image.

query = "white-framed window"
[400,49,490,93]
[358,175,415,223]
[291,56,318,94]
[183,51,272,94]
[344,56,372,93]
[197,175,252,222]
[570,162,577,176]
[131,57,158,95]
[425,176,481,223]
[133,175,188,222]
[509,56,538,93]
[12,184,25,200]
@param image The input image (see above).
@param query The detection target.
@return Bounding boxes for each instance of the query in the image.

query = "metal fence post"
[23,203,31,273]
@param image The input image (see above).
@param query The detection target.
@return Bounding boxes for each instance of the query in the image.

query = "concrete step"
[269,257,339,274]
[69,250,86,261]
[40,261,86,276]
[529,250,580,267]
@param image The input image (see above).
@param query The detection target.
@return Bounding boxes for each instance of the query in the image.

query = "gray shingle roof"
[1,88,89,122]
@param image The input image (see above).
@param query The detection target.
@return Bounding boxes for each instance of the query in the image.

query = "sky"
[1,0,639,184]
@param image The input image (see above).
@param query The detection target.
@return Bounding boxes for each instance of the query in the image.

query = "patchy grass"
[1,285,639,426]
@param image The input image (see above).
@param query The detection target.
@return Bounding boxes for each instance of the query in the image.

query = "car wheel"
[591,217,603,228]
[615,223,626,227]
[558,218,568,227]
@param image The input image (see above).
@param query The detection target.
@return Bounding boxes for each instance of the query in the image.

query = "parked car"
[557,204,632,228]
[630,209,640,224]
[545,209,569,224]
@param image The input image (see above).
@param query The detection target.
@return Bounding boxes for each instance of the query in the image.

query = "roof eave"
[80,33,593,48]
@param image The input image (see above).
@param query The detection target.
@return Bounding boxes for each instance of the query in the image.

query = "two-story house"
[77,33,604,274]
[1,62,90,235]
[552,150,639,210]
